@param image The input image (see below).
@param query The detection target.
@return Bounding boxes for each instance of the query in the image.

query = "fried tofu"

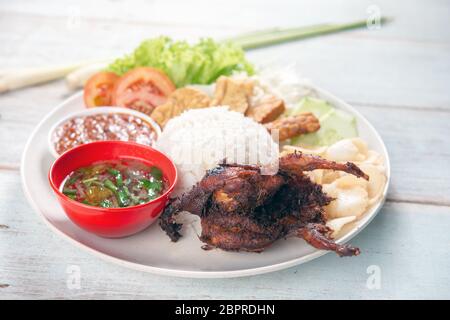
[246,94,285,123]
[211,76,254,113]
[151,87,211,127]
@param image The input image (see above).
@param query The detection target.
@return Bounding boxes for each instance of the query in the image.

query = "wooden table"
[1,0,449,299]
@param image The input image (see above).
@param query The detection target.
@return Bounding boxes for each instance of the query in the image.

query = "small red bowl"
[48,140,177,238]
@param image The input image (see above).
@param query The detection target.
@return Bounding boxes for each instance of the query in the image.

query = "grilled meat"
[160,152,368,256]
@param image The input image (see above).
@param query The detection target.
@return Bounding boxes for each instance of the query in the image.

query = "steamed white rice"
[156,107,279,196]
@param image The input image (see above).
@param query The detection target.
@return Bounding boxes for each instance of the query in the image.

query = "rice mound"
[156,107,279,197]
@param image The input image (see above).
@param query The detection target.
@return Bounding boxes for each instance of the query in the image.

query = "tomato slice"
[112,67,176,115]
[84,72,120,107]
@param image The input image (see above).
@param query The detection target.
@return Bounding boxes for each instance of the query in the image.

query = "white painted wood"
[0,0,449,299]
[2,0,450,43]
[248,37,450,109]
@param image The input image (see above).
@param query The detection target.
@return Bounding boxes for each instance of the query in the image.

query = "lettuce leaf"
[107,37,254,87]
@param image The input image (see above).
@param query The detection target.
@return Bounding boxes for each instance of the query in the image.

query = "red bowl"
[48,140,177,238]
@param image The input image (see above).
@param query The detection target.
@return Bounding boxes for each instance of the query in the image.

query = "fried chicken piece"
[264,112,320,141]
[246,94,286,123]
[160,152,368,256]
[211,76,254,113]
[151,87,211,127]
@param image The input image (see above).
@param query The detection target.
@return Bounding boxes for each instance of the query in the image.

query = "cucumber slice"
[290,97,358,147]
[289,97,333,118]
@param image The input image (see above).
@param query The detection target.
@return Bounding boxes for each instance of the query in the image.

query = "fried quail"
[160,152,369,256]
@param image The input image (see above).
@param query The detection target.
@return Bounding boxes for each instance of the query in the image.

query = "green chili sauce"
[61,159,166,208]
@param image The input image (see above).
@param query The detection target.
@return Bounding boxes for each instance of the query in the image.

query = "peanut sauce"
[53,113,157,155]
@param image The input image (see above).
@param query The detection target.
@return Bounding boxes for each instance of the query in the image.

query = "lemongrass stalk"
[227,18,391,50]
[0,64,80,93]
[0,59,111,93]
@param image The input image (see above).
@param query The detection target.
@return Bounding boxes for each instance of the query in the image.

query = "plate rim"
[20,88,391,278]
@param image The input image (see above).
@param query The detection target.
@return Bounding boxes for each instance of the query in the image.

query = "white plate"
[21,88,390,278]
